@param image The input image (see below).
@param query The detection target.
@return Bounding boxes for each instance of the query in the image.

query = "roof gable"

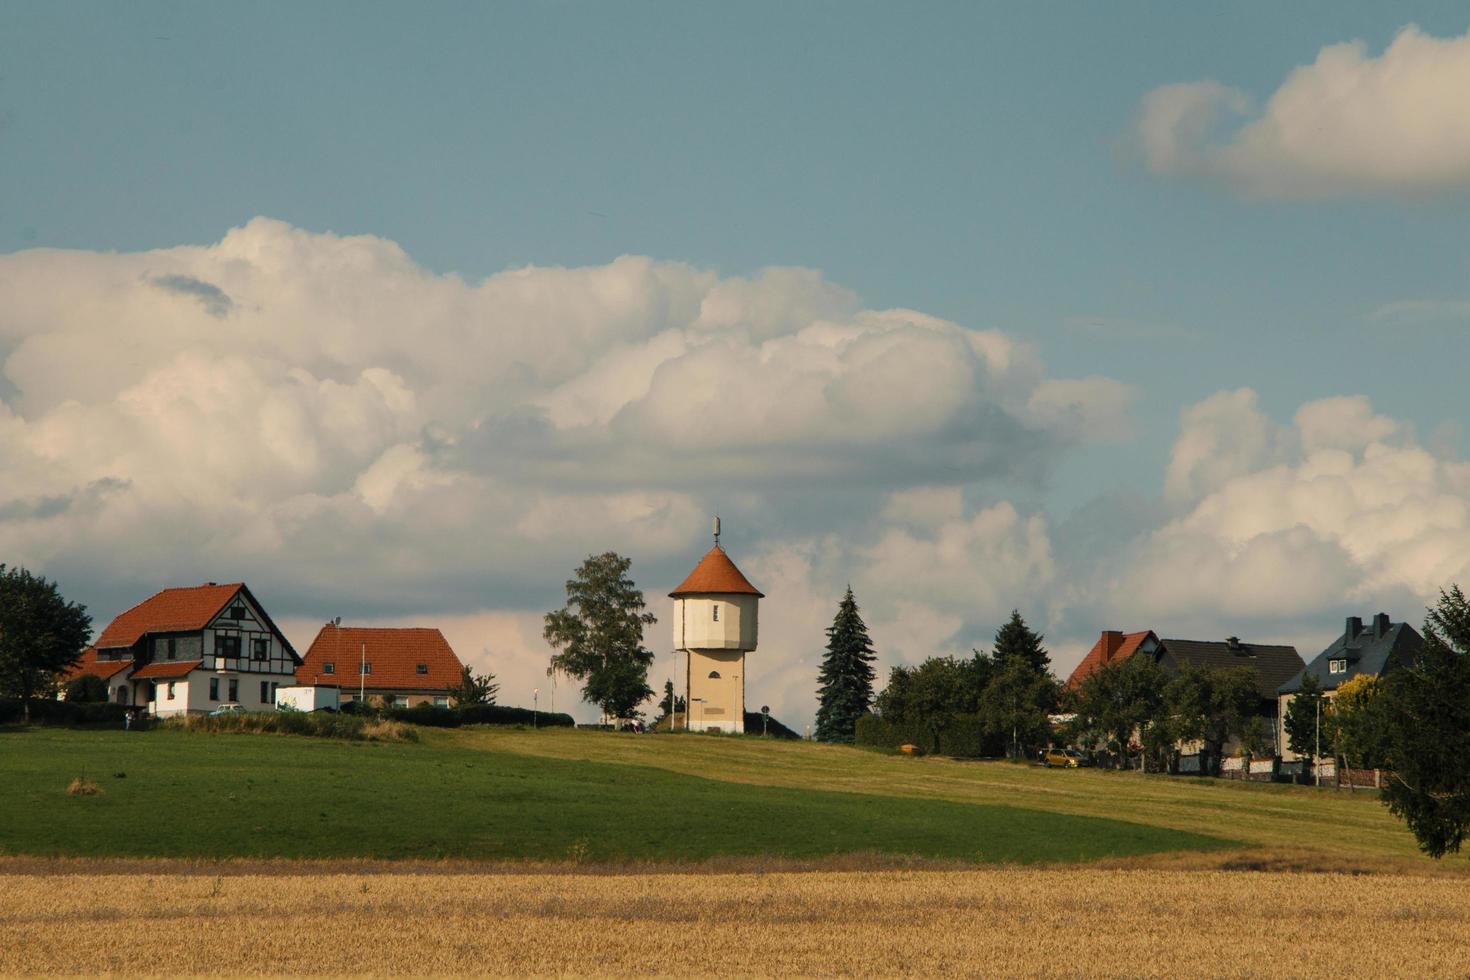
[1064,630,1157,690]
[1279,616,1424,694]
[297,626,466,691]
[95,583,243,650]
[669,546,764,598]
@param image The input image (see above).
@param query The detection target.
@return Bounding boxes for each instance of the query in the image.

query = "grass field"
[0,728,1224,864]
[5,868,1470,977]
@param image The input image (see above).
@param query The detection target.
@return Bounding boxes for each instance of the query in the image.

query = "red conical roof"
[670,546,764,598]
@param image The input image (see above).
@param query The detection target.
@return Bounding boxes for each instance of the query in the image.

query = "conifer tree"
[991,609,1050,672]
[815,587,877,743]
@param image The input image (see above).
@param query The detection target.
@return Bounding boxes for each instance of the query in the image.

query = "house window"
[1329,659,1347,674]
[712,605,719,622]
[229,604,245,621]
[390,695,408,708]
[434,696,450,707]
[323,663,335,675]
[166,637,177,661]
[361,663,372,675]
[209,678,219,701]
[270,682,279,701]
[260,681,269,703]
[228,678,238,702]
[416,664,428,675]
[253,638,269,661]
[166,682,176,701]
[708,670,721,679]
[215,635,241,661]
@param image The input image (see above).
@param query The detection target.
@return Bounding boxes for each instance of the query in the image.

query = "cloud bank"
[2,220,1466,726]
[1138,25,1470,198]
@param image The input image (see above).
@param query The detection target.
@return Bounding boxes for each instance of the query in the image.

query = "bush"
[0,698,132,728]
[452,703,575,728]
[741,711,801,739]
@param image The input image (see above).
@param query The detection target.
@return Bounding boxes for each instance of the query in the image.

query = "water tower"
[671,517,763,733]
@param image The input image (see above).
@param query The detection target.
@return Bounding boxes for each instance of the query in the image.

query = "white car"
[208,702,246,716]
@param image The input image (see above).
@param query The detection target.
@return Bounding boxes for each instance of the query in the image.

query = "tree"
[447,665,499,706]
[979,654,1056,760]
[0,565,93,720]
[1162,664,1260,775]
[64,674,109,703]
[1379,585,1470,858]
[814,587,877,743]
[543,552,657,721]
[1073,653,1166,769]
[1332,674,1389,771]
[992,610,1050,673]
[1283,671,1331,761]
[654,679,686,726]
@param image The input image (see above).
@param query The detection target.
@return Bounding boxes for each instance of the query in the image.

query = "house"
[72,582,301,716]
[1277,613,1423,761]
[297,624,465,708]
[1064,630,1160,690]
[1067,628,1303,756]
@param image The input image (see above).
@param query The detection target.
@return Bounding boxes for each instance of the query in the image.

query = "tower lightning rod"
[713,515,720,546]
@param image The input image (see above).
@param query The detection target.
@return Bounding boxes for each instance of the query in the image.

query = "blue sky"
[2,3,1469,721]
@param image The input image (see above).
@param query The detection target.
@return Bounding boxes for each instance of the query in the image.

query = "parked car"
[208,702,246,716]
[1043,747,1084,768]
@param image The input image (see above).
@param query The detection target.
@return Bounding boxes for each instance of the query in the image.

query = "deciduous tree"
[1163,664,1260,774]
[1072,653,1165,769]
[544,552,657,721]
[0,565,93,720]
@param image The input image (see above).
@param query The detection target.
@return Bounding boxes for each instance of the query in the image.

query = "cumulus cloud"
[1114,392,1470,627]
[1137,24,1470,197]
[0,218,1132,722]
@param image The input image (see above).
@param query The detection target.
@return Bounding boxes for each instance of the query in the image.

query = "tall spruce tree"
[815,587,877,743]
[991,610,1050,672]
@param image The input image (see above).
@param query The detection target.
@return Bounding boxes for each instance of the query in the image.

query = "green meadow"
[0,727,1228,864]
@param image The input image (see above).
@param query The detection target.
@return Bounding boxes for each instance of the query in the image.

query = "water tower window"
[708,670,721,679]
[712,605,719,622]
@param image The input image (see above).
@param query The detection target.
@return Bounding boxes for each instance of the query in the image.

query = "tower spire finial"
[712,514,721,546]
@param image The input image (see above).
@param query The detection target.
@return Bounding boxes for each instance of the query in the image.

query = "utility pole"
[1314,696,1321,788]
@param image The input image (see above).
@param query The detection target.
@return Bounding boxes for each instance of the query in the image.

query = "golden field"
[4,865,1469,977]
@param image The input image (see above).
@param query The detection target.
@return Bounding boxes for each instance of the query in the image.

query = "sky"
[2,3,1469,727]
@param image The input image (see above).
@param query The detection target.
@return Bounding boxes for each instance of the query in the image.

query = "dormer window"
[416,664,428,675]
[1329,659,1347,674]
[712,606,719,622]
[361,662,372,675]
[323,663,335,675]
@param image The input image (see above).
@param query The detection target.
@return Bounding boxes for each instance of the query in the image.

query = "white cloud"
[1115,393,1470,625]
[0,218,1131,723]
[1138,25,1470,197]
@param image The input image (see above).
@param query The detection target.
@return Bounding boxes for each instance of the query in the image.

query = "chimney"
[1226,636,1243,653]
[1345,616,1363,642]
[1373,612,1391,638]
[1100,630,1123,663]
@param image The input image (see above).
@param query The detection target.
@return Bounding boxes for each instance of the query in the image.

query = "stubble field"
[4,866,1470,977]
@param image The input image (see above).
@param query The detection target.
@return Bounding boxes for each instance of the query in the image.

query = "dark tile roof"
[1158,638,1304,700]
[1278,614,1423,694]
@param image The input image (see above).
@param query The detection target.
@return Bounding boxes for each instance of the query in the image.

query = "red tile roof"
[131,660,204,681]
[62,647,133,683]
[297,626,465,693]
[1064,630,1157,690]
[95,583,243,650]
[669,546,764,598]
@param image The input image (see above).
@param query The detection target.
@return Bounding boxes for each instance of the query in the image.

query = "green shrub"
[854,711,1000,758]
[0,699,132,728]
[452,703,575,728]
[163,711,417,742]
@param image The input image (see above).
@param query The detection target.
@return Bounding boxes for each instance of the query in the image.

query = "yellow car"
[1042,748,1083,768]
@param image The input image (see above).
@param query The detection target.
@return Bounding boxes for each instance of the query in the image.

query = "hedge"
[854,712,1002,758]
[385,703,575,729]
[0,699,133,728]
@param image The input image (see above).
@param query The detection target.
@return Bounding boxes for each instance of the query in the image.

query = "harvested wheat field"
[4,866,1469,977]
